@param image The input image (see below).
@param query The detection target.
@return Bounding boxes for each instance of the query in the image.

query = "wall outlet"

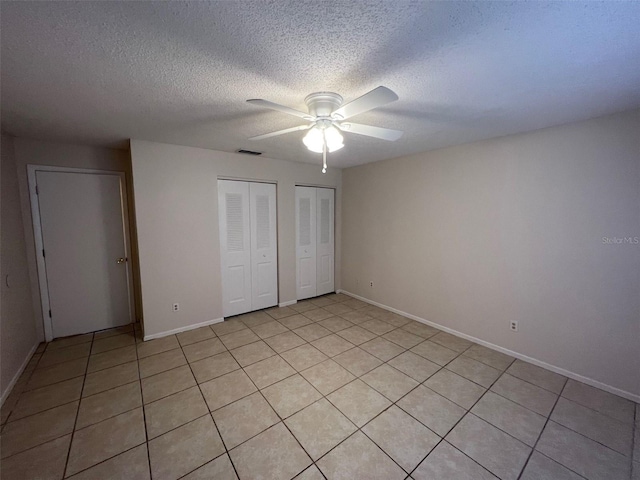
[173,303,180,312]
[510,321,518,332]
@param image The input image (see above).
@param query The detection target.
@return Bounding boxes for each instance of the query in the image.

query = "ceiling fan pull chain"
[322,130,327,173]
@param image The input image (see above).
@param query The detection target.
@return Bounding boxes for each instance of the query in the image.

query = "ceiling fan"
[247,86,403,173]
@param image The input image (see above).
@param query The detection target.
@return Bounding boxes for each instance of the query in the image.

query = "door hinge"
[48,309,52,318]
[42,249,46,258]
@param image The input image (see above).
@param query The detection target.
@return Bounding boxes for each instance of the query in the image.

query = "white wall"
[1,135,38,401]
[12,138,137,340]
[130,140,341,338]
[341,109,640,398]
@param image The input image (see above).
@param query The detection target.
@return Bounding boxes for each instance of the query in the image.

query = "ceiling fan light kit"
[247,86,403,173]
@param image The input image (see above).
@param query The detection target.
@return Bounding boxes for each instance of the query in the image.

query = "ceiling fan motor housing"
[304,92,343,119]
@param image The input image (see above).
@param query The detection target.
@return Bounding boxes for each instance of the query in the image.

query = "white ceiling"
[2,1,640,168]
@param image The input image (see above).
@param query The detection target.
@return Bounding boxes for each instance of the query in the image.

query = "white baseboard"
[279,300,297,308]
[1,341,39,406]
[143,318,224,341]
[338,290,640,403]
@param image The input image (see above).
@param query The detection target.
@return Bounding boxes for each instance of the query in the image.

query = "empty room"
[1,1,639,479]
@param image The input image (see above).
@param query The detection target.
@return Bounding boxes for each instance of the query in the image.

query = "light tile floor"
[1,293,638,480]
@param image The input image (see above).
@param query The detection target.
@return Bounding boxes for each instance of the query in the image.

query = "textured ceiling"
[2,1,640,168]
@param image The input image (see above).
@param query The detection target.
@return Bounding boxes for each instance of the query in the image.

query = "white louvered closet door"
[249,182,278,310]
[218,180,252,317]
[316,187,335,296]
[296,186,317,300]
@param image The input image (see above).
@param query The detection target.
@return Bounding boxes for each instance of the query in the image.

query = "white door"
[36,171,131,338]
[219,180,252,317]
[249,182,278,310]
[296,186,318,300]
[316,188,335,295]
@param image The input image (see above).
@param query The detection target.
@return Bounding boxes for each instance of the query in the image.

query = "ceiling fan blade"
[249,124,310,141]
[332,86,399,120]
[247,99,314,120]
[338,122,403,141]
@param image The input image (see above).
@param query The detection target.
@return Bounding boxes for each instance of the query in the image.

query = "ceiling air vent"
[236,149,262,156]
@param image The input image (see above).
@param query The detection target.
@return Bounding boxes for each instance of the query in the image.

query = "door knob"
[117,258,127,264]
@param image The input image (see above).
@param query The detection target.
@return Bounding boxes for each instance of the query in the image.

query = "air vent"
[237,149,262,156]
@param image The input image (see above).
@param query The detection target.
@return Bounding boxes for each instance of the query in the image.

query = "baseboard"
[338,290,640,403]
[279,300,297,308]
[1,341,39,407]
[143,317,224,341]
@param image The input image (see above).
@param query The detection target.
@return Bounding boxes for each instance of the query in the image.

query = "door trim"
[27,165,135,341]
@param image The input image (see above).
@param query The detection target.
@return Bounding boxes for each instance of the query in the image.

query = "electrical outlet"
[173,303,180,312]
[370,281,374,287]
[510,321,518,332]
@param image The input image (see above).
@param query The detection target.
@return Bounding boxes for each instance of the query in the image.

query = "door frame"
[27,165,135,341]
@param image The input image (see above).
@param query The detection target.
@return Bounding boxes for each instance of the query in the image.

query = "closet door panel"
[219,180,252,317]
[296,186,317,300]
[250,182,278,310]
[316,188,335,296]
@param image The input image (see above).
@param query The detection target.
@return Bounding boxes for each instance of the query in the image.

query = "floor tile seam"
[172,450,231,480]
[506,370,567,396]
[230,359,317,475]
[405,361,512,480]
[553,395,637,432]
[25,355,90,380]
[542,418,635,459]
[86,355,139,374]
[6,396,84,425]
[132,332,154,480]
[460,350,517,372]
[243,365,299,391]
[175,325,218,348]
[37,351,92,369]
[0,427,75,461]
[176,337,243,480]
[516,376,567,480]
[63,438,148,479]
[137,344,186,362]
[476,384,553,419]
[62,334,93,478]
[441,364,500,390]
[558,392,637,427]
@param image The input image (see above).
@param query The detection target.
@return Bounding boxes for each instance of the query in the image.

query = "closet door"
[316,188,335,295]
[250,182,278,310]
[296,186,317,300]
[219,180,252,317]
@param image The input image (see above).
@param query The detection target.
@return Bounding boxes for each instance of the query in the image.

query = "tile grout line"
[516,376,569,480]
[177,324,244,480]
[62,332,94,479]
[131,324,154,480]
[404,354,515,480]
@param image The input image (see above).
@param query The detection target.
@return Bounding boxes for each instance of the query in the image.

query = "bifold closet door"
[296,186,334,300]
[316,187,335,296]
[219,180,278,317]
[219,180,252,317]
[296,187,317,300]
[249,182,278,310]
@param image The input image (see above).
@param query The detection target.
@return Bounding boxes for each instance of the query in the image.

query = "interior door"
[218,180,252,317]
[316,187,335,295]
[36,171,131,338]
[296,186,317,300]
[250,182,278,310]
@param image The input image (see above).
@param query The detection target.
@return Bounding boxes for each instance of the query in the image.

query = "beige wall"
[130,140,342,338]
[12,138,137,340]
[342,109,640,398]
[1,135,38,400]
